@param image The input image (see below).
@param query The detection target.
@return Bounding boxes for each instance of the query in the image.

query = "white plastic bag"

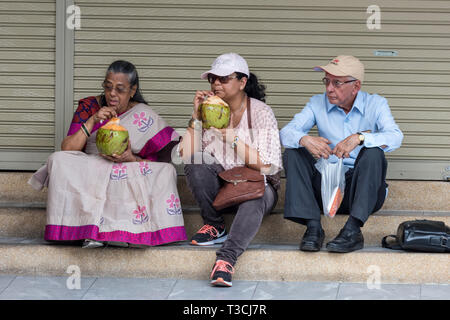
[314,156,349,218]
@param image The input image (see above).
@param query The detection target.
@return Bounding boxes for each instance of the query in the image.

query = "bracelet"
[80,123,91,138]
[188,117,202,130]
[176,138,183,158]
[231,136,239,149]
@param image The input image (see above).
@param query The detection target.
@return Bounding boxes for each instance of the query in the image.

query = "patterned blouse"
[68,96,179,162]
[201,97,283,172]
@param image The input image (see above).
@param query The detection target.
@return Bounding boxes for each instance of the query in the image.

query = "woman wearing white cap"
[179,53,283,287]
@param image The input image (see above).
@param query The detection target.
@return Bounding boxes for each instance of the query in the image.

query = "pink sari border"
[138,126,178,160]
[45,224,187,246]
[67,123,82,137]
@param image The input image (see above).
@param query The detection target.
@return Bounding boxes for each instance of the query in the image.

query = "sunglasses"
[207,74,238,84]
[102,81,130,94]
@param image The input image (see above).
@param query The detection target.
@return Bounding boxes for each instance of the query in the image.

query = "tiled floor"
[0,275,448,300]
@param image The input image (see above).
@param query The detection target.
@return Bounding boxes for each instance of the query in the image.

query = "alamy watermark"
[66,265,81,290]
[367,5,381,30]
[66,4,81,30]
[366,265,382,290]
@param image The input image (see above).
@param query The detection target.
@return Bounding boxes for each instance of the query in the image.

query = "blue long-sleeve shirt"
[280,91,404,168]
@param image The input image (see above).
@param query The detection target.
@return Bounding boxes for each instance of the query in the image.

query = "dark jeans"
[283,147,388,226]
[184,156,278,266]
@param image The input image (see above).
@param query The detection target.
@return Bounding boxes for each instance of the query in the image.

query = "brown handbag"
[212,166,265,210]
[212,97,265,210]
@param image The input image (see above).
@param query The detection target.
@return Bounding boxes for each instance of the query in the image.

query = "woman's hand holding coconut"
[192,90,214,120]
[99,140,139,163]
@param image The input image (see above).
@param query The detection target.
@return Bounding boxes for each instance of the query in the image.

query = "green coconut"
[96,117,129,156]
[200,96,230,129]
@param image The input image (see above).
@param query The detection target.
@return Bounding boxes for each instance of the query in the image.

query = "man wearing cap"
[280,55,403,253]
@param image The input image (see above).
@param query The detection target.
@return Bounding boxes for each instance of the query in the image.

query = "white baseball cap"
[201,53,250,80]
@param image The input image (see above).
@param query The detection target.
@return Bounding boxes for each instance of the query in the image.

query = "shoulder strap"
[246,96,254,142]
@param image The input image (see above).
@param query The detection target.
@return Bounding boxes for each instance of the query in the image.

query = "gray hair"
[105,60,147,104]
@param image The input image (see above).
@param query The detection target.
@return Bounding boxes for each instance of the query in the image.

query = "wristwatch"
[356,132,365,145]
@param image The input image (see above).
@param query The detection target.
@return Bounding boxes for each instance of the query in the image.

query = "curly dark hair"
[236,72,266,102]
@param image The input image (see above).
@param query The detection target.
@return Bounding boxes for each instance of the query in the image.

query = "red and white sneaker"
[210,260,235,287]
[190,224,227,246]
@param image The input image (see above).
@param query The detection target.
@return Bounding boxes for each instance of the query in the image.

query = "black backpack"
[382,219,449,253]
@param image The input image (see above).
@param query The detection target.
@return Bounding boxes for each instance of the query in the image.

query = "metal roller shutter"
[2,0,449,180]
[72,0,450,180]
[0,0,56,170]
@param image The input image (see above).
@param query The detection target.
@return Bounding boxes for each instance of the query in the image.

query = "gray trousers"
[184,157,278,266]
[283,147,388,226]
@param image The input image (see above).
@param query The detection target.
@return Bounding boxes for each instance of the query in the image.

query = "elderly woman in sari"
[29,60,187,248]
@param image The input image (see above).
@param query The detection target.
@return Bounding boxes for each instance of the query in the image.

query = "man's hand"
[300,135,332,159]
[332,134,360,158]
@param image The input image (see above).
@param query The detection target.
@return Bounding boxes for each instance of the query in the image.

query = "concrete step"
[1,172,449,212]
[0,207,449,247]
[1,172,449,247]
[1,172,448,285]
[0,208,450,246]
[0,237,448,284]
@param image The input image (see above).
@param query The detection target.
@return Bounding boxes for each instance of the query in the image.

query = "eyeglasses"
[102,81,130,94]
[322,77,357,88]
[207,74,238,84]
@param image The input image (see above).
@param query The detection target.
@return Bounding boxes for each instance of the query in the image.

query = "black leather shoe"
[300,227,325,252]
[326,228,364,253]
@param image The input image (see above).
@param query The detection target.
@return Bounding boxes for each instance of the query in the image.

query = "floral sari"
[29,96,187,246]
